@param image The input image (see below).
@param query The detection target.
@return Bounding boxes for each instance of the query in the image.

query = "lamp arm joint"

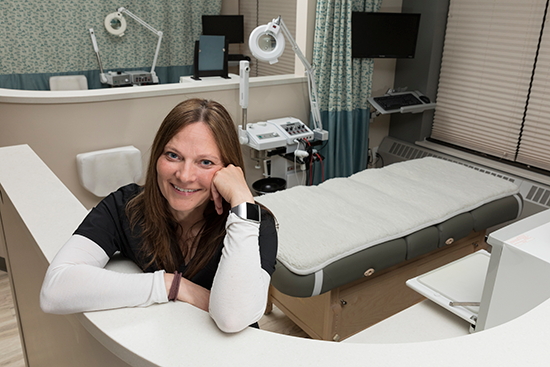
[117,7,161,36]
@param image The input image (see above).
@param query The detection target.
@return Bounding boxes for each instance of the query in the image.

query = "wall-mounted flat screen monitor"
[202,15,244,44]
[352,12,421,59]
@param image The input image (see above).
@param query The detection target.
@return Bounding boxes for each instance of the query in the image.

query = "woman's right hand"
[211,164,254,215]
[164,273,210,311]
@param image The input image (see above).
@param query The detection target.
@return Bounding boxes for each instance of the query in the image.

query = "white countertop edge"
[3,144,550,366]
[76,295,550,366]
[0,144,89,264]
[76,312,158,367]
[0,74,306,104]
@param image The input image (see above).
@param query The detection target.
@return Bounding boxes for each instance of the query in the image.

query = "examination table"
[256,157,522,341]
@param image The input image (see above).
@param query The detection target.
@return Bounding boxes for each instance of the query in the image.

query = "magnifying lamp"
[249,16,326,138]
[103,7,163,84]
[248,19,285,64]
[104,11,127,37]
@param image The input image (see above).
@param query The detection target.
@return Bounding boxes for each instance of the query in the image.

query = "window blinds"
[518,8,550,169]
[432,0,547,165]
[240,0,297,77]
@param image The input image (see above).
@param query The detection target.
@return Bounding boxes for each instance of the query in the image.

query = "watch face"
[247,202,260,222]
[233,202,260,222]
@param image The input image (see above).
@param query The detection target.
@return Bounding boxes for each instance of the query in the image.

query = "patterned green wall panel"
[0,0,221,80]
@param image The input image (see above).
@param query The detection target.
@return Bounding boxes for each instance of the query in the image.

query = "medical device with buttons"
[238,116,318,189]
[237,60,324,189]
[241,117,314,151]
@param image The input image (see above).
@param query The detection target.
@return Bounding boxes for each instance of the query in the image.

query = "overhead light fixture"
[248,16,326,140]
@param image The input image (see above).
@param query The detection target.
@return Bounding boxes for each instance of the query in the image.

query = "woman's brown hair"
[126,98,245,278]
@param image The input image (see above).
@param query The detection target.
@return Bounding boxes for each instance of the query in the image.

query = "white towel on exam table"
[255,157,520,275]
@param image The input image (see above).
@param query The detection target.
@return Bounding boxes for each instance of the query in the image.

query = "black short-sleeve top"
[74,184,278,290]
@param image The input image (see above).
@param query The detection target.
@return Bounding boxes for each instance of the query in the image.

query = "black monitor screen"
[202,15,244,44]
[352,12,421,59]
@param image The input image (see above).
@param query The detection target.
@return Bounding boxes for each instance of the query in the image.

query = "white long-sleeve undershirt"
[40,234,168,314]
[209,214,271,332]
[40,213,271,333]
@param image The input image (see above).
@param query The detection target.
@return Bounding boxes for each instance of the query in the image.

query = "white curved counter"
[79,286,550,366]
[0,74,304,104]
[1,144,549,367]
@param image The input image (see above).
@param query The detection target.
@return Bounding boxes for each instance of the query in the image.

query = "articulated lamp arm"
[117,7,163,76]
[272,17,323,133]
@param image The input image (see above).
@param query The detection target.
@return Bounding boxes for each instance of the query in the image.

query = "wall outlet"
[372,146,379,158]
[368,146,379,168]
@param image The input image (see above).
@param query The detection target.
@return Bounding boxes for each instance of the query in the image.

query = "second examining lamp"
[102,7,163,85]
[249,16,327,141]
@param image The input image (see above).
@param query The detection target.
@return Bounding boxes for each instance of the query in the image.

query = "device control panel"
[244,121,287,151]
[267,117,314,145]
[103,71,157,87]
[126,70,154,85]
[243,117,314,151]
[105,71,132,87]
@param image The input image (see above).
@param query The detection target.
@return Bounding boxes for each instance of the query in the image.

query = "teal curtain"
[312,0,381,182]
[0,0,221,90]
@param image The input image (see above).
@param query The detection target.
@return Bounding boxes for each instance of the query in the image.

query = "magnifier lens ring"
[258,33,277,52]
[249,25,285,62]
[104,12,127,36]
[110,18,122,30]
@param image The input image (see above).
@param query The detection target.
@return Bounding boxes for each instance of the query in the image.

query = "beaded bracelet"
[168,271,181,301]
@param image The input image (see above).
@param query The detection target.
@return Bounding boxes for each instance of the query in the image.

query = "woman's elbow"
[39,287,59,314]
[210,306,264,333]
[39,282,68,314]
[212,315,252,333]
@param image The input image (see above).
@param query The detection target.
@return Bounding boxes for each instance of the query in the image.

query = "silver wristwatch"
[230,202,261,223]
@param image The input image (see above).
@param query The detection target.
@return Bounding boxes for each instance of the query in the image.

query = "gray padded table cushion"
[271,195,522,297]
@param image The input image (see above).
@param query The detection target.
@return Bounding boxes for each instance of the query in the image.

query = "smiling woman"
[39,98,278,333]
[156,122,225,224]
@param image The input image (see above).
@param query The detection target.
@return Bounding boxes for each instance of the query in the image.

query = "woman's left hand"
[211,164,254,215]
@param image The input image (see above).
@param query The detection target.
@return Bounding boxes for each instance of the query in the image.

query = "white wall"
[369,0,403,150]
[221,0,238,13]
[0,78,310,209]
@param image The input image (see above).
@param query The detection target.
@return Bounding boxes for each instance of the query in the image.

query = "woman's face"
[156,122,224,223]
